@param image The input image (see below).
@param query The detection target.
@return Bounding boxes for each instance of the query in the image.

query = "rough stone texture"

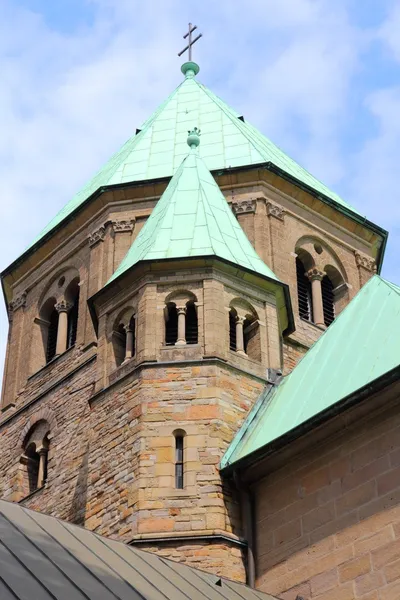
[254,386,400,599]
[0,169,380,584]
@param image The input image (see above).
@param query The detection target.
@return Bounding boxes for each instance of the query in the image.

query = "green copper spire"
[107,131,279,285]
[23,64,362,256]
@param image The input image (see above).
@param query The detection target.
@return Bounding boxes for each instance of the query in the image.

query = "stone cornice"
[112,218,135,232]
[266,201,285,221]
[231,199,256,215]
[88,225,107,247]
[9,291,27,313]
[355,251,377,273]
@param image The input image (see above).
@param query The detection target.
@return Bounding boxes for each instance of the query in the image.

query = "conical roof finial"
[187,128,201,149]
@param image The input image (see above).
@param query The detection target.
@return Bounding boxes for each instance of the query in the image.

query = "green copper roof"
[107,131,279,284]
[221,275,400,469]
[27,62,360,252]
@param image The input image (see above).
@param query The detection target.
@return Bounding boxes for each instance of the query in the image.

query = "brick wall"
[254,390,400,600]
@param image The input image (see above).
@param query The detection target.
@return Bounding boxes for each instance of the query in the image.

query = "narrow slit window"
[229,310,237,351]
[296,257,313,322]
[175,434,184,489]
[321,276,335,326]
[46,309,59,363]
[185,302,198,344]
[166,304,178,345]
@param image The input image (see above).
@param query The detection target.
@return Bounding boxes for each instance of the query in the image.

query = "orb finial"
[187,128,201,149]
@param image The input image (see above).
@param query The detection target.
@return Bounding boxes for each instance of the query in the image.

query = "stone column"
[55,300,72,355]
[176,306,187,346]
[235,316,246,356]
[124,325,134,361]
[307,268,325,327]
[38,449,47,488]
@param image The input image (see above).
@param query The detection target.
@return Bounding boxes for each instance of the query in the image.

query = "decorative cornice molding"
[88,225,106,247]
[9,291,27,313]
[112,218,135,233]
[266,202,285,221]
[231,199,256,215]
[355,252,377,273]
[306,267,325,281]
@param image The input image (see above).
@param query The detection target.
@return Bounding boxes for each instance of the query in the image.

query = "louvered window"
[129,315,136,356]
[296,258,312,321]
[46,309,59,363]
[165,304,178,345]
[185,303,198,344]
[322,276,335,326]
[229,310,237,351]
[67,287,80,349]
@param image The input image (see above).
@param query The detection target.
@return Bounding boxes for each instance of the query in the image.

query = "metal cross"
[178,23,202,61]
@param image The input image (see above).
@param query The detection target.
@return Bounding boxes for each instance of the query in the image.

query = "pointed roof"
[107,128,279,285]
[27,61,359,252]
[221,275,400,469]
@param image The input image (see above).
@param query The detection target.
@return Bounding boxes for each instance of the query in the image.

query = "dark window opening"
[229,310,237,351]
[165,303,178,345]
[115,323,127,367]
[175,434,184,489]
[296,258,313,322]
[46,309,59,363]
[25,443,40,494]
[185,302,198,344]
[322,276,335,326]
[67,287,80,349]
[129,315,136,356]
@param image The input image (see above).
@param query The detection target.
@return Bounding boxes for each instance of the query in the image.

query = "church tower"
[0,57,386,583]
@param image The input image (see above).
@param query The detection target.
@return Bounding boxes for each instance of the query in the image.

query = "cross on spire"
[178,23,202,61]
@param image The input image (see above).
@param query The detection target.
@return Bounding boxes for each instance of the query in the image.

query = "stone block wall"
[254,392,400,599]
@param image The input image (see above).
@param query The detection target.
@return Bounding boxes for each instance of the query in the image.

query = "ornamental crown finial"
[187,127,201,149]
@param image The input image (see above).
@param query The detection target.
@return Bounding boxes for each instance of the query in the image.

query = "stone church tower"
[0,60,386,582]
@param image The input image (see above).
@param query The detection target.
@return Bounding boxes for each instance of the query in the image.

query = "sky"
[0,0,400,389]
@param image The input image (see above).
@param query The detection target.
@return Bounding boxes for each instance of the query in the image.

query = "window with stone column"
[20,420,50,497]
[112,311,136,368]
[295,239,349,328]
[164,291,198,347]
[228,300,261,361]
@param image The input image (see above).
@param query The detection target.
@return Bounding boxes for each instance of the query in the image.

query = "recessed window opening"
[175,433,184,489]
[185,301,198,344]
[165,303,178,345]
[114,323,127,367]
[46,308,59,363]
[296,257,313,322]
[322,276,335,327]
[229,309,237,351]
[25,443,40,494]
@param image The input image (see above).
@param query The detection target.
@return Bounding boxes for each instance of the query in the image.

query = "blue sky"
[0,0,399,386]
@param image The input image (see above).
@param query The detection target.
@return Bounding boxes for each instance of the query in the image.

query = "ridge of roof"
[105,138,280,286]
[23,66,361,257]
[222,275,400,468]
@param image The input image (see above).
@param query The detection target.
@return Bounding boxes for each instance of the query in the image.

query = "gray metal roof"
[0,500,277,600]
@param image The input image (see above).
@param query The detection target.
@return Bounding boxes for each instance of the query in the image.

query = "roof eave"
[221,363,400,476]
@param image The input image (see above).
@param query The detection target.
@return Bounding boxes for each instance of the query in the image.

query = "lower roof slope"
[222,275,400,469]
[25,61,360,255]
[0,499,277,600]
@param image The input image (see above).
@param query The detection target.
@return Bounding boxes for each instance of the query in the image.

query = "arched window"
[112,312,136,368]
[165,303,178,345]
[322,275,335,326]
[243,316,261,361]
[229,309,237,351]
[185,301,198,344]
[296,257,313,322]
[21,421,50,497]
[174,431,185,489]
[46,306,59,363]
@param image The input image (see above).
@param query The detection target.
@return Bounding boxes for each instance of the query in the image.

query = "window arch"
[173,430,186,489]
[20,420,50,497]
